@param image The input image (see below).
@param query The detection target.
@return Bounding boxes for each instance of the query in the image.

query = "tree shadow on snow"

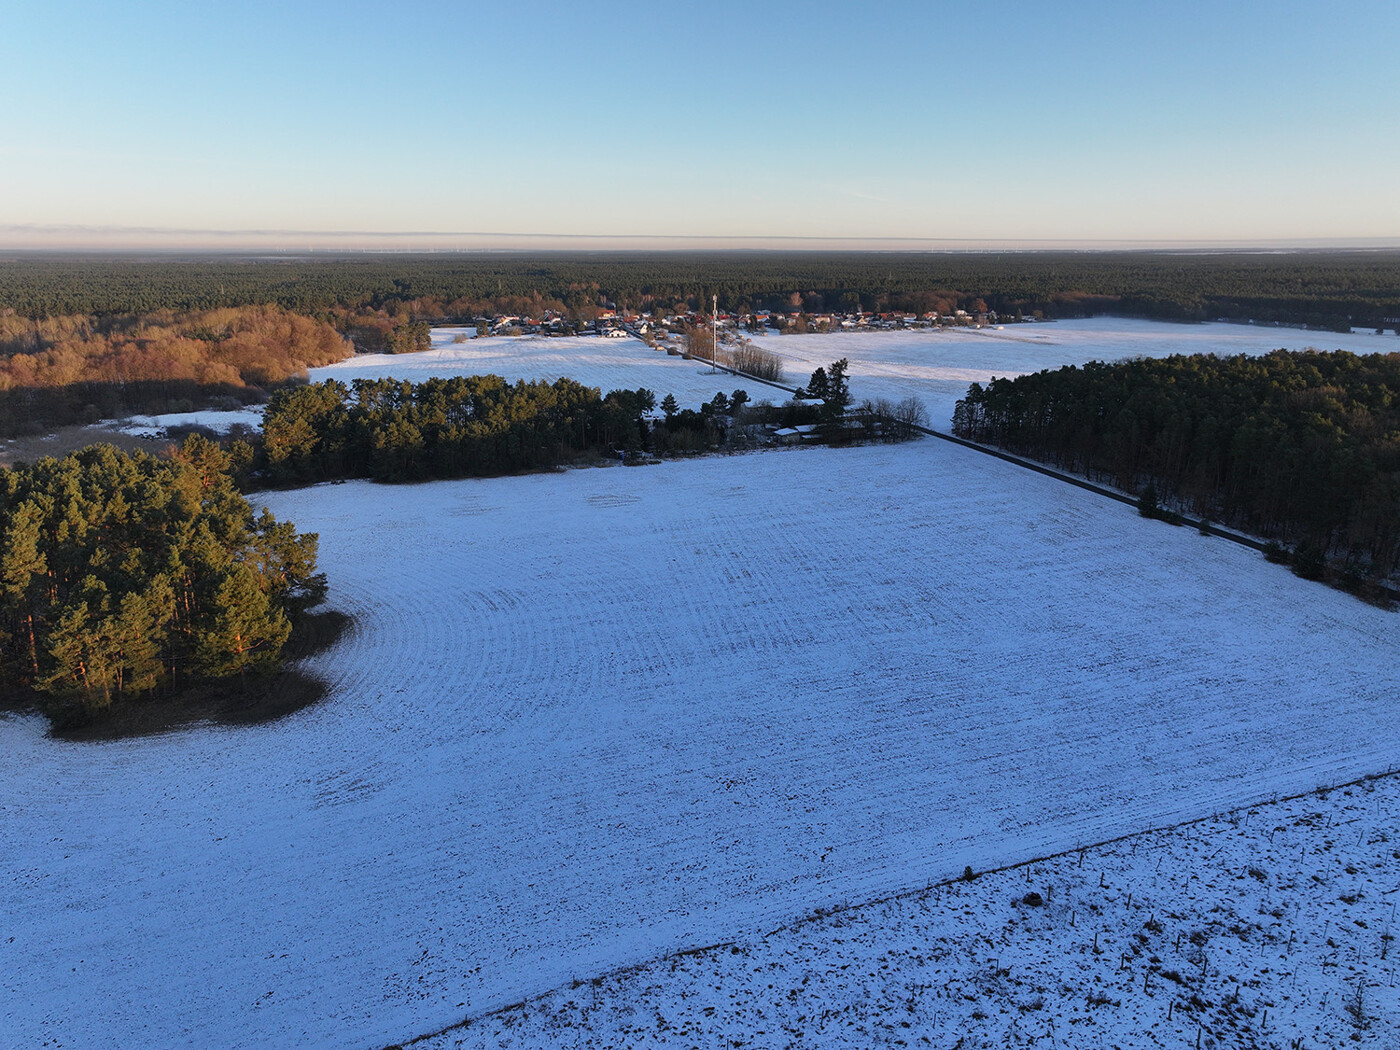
[14,610,353,743]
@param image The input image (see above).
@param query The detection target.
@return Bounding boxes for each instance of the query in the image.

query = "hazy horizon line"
[4,223,1400,254]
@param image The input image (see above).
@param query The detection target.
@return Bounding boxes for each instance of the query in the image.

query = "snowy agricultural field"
[429,773,1400,1050]
[307,332,752,409]
[4,439,1400,1050]
[746,317,1400,428]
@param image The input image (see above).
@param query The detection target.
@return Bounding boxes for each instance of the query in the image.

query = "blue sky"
[3,0,1398,248]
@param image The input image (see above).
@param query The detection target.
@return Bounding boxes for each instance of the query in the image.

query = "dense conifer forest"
[254,376,662,484]
[253,375,858,485]
[953,350,1400,578]
[0,437,325,724]
[249,355,918,486]
[3,250,1399,329]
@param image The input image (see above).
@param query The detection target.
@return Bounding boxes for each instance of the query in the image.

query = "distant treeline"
[249,373,902,486]
[0,305,348,435]
[4,251,1400,330]
[953,350,1400,574]
[0,439,325,719]
[3,252,1397,435]
[255,376,677,485]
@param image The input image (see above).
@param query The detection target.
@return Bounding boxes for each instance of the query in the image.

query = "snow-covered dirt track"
[4,438,1399,1049]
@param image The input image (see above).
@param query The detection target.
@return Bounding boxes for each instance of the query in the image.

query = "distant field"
[745,316,1400,427]
[4,435,1398,1049]
[63,318,1393,441]
[309,319,1400,430]
[310,330,755,408]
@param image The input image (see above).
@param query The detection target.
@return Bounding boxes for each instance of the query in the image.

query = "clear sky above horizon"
[3,0,1398,250]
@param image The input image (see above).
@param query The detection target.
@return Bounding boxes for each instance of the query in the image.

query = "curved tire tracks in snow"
[5,442,1400,1050]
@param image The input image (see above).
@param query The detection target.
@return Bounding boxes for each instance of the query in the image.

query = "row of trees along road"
[953,349,1400,575]
[0,437,325,715]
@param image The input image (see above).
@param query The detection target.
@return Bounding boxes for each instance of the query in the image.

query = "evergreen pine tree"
[193,565,291,680]
[1138,483,1160,519]
[1,499,48,677]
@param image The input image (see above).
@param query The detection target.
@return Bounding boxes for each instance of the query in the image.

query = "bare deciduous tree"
[684,325,715,363]
[726,342,784,382]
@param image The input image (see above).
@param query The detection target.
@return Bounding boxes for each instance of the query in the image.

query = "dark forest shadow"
[3,610,352,743]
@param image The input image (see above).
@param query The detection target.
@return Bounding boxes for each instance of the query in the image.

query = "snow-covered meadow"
[744,317,1400,428]
[4,432,1399,1049]
[308,331,751,409]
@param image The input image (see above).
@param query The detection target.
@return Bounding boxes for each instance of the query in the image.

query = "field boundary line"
[918,426,1400,600]
[719,347,1396,600]
[382,763,1400,1050]
[714,354,1228,527]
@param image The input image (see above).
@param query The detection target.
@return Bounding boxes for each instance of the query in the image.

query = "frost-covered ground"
[4,439,1399,1050]
[426,773,1400,1050]
[747,317,1399,427]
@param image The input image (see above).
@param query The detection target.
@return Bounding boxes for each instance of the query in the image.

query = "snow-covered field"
[4,437,1399,1050]
[309,332,753,409]
[429,773,1400,1050]
[745,317,1400,428]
